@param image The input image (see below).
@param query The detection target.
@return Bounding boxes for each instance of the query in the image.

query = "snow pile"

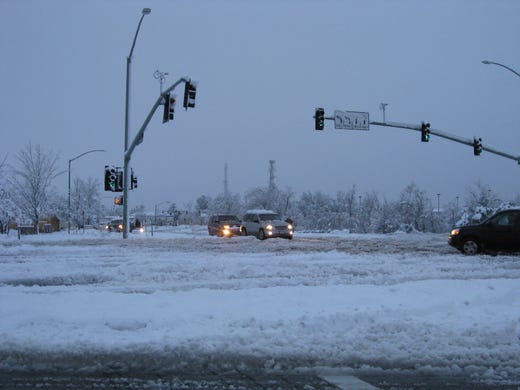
[0,228,519,385]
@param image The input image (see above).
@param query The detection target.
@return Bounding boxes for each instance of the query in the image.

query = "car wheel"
[462,238,480,255]
[258,229,266,240]
[241,228,247,236]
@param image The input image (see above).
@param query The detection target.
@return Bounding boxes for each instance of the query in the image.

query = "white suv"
[240,209,294,240]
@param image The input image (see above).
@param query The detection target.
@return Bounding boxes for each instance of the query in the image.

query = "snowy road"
[1,227,519,388]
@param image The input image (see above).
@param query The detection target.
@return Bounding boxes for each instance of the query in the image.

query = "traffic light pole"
[122,76,191,238]
[369,120,520,164]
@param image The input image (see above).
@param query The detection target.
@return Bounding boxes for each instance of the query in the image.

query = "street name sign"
[334,110,370,130]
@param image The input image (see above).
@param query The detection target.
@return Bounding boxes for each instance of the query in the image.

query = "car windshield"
[259,213,281,221]
[219,215,239,222]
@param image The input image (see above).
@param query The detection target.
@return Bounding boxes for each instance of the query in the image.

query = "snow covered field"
[1,226,519,386]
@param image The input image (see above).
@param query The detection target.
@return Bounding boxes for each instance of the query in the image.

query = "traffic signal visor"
[315,108,325,130]
[421,122,430,142]
[183,80,197,109]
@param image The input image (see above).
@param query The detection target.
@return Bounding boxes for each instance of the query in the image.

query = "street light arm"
[69,149,106,163]
[482,60,520,78]
[125,8,151,152]
[128,11,150,60]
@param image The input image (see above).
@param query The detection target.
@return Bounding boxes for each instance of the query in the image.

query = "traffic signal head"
[130,169,138,190]
[162,93,176,123]
[473,137,482,156]
[183,80,197,110]
[421,122,430,142]
[115,169,123,192]
[104,165,117,192]
[315,107,325,130]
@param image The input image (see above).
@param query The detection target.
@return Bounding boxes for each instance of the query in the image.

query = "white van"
[240,209,294,240]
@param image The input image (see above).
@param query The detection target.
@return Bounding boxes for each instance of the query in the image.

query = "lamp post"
[481,60,520,78]
[68,149,106,233]
[123,7,151,239]
[125,8,151,151]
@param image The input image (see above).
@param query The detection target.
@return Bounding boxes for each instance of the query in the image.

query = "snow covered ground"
[1,226,519,386]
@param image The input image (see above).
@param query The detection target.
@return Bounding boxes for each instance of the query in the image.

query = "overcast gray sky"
[1,0,519,211]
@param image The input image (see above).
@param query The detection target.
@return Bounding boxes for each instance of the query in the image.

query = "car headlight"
[224,225,230,229]
[287,224,293,230]
[266,224,273,230]
[118,224,123,230]
[450,228,460,236]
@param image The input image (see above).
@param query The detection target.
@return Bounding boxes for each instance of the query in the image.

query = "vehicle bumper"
[448,236,462,249]
[266,229,294,239]
[221,226,241,237]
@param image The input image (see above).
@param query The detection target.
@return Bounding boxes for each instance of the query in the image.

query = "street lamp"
[68,149,105,233]
[481,60,520,78]
[125,7,151,151]
[124,8,151,239]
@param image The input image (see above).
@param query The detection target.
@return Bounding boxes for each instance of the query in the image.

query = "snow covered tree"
[195,195,211,214]
[333,186,357,231]
[131,204,146,214]
[461,181,500,223]
[244,186,270,210]
[70,177,103,228]
[398,182,428,232]
[358,191,380,233]
[375,199,400,233]
[242,182,293,217]
[211,192,242,216]
[0,154,19,233]
[297,191,334,231]
[11,144,61,233]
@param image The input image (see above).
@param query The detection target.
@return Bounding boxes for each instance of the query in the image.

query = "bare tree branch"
[11,143,60,232]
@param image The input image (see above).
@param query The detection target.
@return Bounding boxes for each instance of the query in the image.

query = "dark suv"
[208,214,241,237]
[448,208,520,255]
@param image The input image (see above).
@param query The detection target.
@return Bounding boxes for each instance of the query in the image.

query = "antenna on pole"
[379,102,388,123]
[153,70,169,94]
[224,162,229,195]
